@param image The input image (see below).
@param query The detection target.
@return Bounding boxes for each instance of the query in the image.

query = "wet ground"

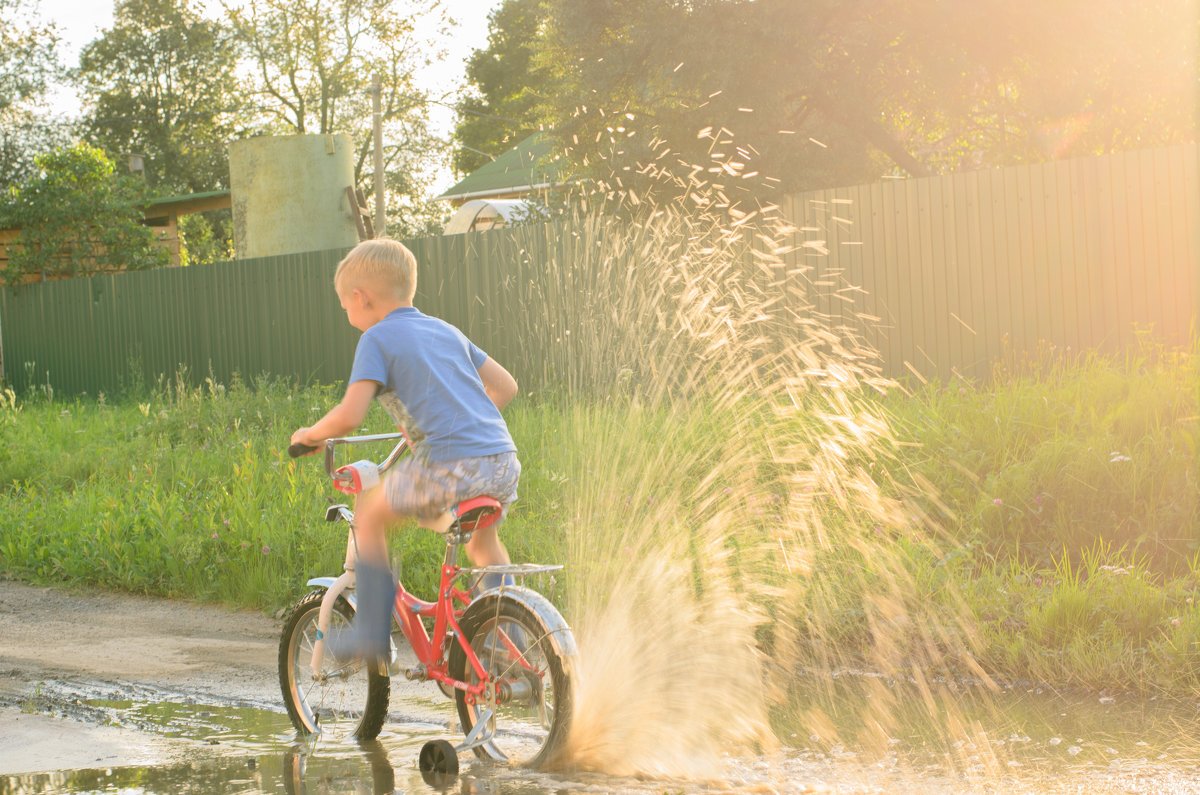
[3,579,1200,794]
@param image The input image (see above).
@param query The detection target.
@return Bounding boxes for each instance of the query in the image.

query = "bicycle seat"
[451,496,503,531]
[417,496,503,535]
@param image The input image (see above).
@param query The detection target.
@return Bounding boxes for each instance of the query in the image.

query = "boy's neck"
[367,298,412,326]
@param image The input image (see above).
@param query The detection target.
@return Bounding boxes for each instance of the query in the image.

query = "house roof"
[436,133,562,202]
[146,189,231,207]
[0,190,233,233]
[141,189,231,223]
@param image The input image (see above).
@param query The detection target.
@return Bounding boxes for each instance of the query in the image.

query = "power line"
[65,85,527,128]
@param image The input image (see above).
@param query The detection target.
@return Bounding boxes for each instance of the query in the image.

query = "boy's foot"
[327,561,396,667]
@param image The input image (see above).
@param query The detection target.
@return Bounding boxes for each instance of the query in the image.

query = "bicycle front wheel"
[278,588,390,741]
[448,590,574,768]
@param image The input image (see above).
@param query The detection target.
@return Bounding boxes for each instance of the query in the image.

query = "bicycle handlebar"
[287,432,409,482]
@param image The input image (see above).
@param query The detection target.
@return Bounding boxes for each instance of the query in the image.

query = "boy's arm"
[290,380,379,449]
[478,357,518,410]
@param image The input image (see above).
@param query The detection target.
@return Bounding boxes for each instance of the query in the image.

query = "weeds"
[0,346,1197,696]
[19,682,46,715]
[886,343,1199,573]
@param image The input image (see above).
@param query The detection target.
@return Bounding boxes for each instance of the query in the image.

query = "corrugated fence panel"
[0,144,1196,395]
[0,247,358,396]
[779,142,1198,380]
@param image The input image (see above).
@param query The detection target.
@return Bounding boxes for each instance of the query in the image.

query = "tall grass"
[0,373,531,609]
[887,339,1198,572]
[894,341,1200,693]
[1,349,1197,727]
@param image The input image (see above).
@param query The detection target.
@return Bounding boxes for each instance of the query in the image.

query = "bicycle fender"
[305,576,358,611]
[477,585,579,662]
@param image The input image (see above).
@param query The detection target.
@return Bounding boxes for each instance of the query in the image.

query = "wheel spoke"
[281,595,387,742]
[450,597,571,767]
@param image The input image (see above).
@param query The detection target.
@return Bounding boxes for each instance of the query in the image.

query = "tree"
[0,144,168,284]
[75,0,246,195]
[452,0,549,176]
[225,0,450,236]
[0,0,70,186]
[478,0,1197,195]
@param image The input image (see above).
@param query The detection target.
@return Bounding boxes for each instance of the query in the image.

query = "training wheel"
[419,739,459,778]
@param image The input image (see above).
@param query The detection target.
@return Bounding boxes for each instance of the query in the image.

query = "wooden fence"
[0,143,1195,396]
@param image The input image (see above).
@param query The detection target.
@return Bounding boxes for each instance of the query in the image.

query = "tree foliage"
[75,0,246,195]
[0,144,168,284]
[0,0,70,186]
[225,0,449,236]
[461,0,1198,194]
[452,0,549,176]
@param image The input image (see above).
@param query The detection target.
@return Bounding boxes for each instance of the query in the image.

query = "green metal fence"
[0,230,567,398]
[786,142,1198,380]
[0,248,353,397]
[1,143,1196,396]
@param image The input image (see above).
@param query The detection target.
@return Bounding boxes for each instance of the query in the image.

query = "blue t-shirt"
[348,307,516,463]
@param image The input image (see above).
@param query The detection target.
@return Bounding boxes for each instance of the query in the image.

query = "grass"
[885,339,1198,573]
[0,373,542,609]
[881,340,1200,692]
[0,344,1196,696]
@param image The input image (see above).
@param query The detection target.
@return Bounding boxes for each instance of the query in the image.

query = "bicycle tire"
[278,588,390,741]
[448,591,573,768]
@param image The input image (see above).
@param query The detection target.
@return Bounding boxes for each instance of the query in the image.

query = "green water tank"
[229,134,361,259]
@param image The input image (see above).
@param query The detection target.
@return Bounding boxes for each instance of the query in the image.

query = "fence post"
[0,291,5,389]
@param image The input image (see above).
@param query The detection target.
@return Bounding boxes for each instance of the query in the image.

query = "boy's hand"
[290,427,320,455]
[290,382,374,456]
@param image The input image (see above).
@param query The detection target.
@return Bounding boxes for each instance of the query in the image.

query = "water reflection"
[780,674,1200,770]
[5,686,1200,793]
[0,746,501,795]
[0,738,585,795]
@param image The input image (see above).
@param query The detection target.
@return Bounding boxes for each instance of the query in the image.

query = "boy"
[291,238,520,664]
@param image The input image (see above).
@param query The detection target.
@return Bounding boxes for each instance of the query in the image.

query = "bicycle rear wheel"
[279,588,390,741]
[448,590,574,768]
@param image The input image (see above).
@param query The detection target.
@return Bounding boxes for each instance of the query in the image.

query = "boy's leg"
[466,526,514,593]
[465,526,510,568]
[330,487,397,665]
[351,487,392,567]
[461,452,521,590]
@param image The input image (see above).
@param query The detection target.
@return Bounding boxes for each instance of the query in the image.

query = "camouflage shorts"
[383,451,520,522]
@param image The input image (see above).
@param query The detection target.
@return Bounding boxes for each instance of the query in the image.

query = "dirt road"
[0,578,282,775]
[0,579,694,793]
[8,579,1198,795]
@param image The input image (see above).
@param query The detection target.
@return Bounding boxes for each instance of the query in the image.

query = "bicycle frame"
[305,433,516,706]
[392,554,517,702]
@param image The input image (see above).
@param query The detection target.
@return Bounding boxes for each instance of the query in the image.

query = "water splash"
[494,114,994,780]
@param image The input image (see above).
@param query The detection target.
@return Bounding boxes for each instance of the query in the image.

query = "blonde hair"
[334,238,418,301]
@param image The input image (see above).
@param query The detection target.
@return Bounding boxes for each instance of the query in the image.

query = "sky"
[37,0,505,191]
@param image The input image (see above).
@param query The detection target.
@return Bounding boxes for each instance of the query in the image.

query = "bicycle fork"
[308,517,361,678]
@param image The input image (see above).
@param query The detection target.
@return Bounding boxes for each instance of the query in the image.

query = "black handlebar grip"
[288,442,318,458]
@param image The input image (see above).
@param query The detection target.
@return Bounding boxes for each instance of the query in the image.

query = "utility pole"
[372,74,386,238]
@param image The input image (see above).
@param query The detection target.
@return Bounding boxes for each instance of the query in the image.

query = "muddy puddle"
[5,678,1200,794]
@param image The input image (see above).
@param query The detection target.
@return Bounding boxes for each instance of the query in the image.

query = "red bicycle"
[279,432,575,773]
